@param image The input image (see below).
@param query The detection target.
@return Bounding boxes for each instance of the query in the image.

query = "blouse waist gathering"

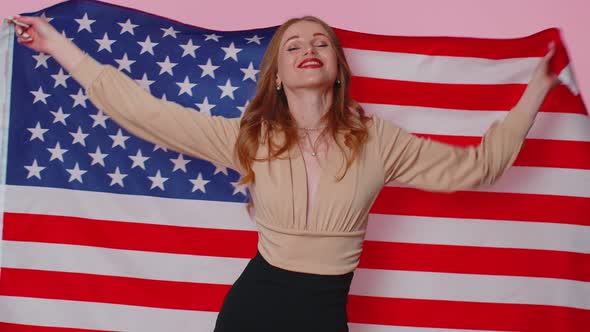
[256,219,366,275]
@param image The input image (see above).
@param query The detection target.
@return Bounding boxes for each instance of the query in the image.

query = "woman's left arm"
[377,44,560,191]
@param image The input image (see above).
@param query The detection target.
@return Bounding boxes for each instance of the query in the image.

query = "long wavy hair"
[236,16,371,199]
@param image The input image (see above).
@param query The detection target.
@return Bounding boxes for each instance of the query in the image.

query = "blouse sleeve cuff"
[69,53,106,90]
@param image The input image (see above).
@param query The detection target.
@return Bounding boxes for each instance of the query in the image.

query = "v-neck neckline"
[296,133,339,230]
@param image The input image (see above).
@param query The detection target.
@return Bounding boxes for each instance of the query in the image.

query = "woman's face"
[276,21,338,91]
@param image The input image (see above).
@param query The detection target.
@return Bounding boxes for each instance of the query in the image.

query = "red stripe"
[372,188,590,226]
[0,268,228,312]
[413,136,590,170]
[351,76,585,114]
[2,213,258,259]
[0,323,110,332]
[4,213,586,280]
[1,268,587,332]
[513,139,590,170]
[347,295,590,332]
[359,242,590,282]
[336,27,561,59]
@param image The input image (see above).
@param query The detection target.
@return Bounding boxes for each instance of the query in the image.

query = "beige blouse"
[70,54,536,275]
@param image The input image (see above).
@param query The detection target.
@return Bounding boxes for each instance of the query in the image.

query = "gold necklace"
[300,127,326,157]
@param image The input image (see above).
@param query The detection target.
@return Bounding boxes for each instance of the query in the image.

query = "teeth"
[302,60,321,66]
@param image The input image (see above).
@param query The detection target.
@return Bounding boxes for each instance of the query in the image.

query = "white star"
[70,126,88,146]
[108,167,127,187]
[176,76,197,96]
[70,88,88,108]
[75,13,95,33]
[160,93,168,101]
[32,52,51,69]
[50,107,70,125]
[237,100,250,114]
[27,122,48,142]
[203,33,222,42]
[90,110,109,128]
[218,79,238,100]
[24,159,45,179]
[95,33,116,53]
[213,163,228,176]
[161,26,180,38]
[221,42,242,61]
[153,144,168,152]
[179,39,200,58]
[148,170,168,190]
[30,86,50,104]
[195,97,215,116]
[240,62,259,82]
[118,18,138,35]
[40,11,53,23]
[115,53,135,73]
[190,172,210,193]
[231,180,248,196]
[66,163,87,183]
[129,149,149,170]
[89,146,108,166]
[156,56,178,76]
[198,58,219,78]
[245,35,264,45]
[70,127,88,146]
[51,68,70,88]
[138,36,158,55]
[47,142,67,162]
[135,73,155,93]
[109,129,130,149]
[170,154,190,172]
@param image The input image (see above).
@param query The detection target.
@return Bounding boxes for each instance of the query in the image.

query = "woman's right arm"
[9,15,242,172]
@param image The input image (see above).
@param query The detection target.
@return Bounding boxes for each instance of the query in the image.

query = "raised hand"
[6,15,62,54]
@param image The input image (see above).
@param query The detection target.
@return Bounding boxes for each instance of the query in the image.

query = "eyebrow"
[283,32,329,46]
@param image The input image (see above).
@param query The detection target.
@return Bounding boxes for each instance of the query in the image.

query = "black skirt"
[213,251,354,332]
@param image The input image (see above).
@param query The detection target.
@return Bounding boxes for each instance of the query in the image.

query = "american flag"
[0,0,589,331]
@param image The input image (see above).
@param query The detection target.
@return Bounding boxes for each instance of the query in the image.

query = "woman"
[8,14,558,332]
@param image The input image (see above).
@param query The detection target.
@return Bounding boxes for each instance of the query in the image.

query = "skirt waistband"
[248,251,354,291]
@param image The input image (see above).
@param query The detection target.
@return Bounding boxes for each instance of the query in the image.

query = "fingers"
[6,15,33,42]
[6,17,30,29]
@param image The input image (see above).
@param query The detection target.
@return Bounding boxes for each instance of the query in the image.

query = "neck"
[284,86,333,129]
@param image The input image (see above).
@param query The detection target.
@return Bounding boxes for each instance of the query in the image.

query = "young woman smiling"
[8,14,558,332]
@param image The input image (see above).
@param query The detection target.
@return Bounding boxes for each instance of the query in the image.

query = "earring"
[276,83,282,91]
[335,79,341,86]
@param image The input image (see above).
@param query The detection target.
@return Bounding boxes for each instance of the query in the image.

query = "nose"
[304,44,318,56]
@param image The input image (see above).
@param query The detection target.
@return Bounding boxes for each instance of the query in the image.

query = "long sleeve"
[375,109,536,192]
[69,54,242,172]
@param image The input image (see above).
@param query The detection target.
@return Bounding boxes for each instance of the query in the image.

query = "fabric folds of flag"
[0,0,588,331]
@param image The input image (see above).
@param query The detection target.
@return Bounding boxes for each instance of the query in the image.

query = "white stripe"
[0,296,218,332]
[387,166,590,198]
[0,296,502,332]
[366,214,590,255]
[3,241,589,310]
[345,47,539,84]
[3,241,248,285]
[6,185,587,253]
[351,269,590,310]
[4,185,256,231]
[558,63,580,95]
[365,103,590,142]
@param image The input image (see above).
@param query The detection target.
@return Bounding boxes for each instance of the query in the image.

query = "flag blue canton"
[7,0,276,203]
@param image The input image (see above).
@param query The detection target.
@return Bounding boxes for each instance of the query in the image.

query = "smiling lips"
[298,58,324,68]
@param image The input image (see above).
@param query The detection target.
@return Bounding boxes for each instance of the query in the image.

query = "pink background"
[1,0,589,108]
